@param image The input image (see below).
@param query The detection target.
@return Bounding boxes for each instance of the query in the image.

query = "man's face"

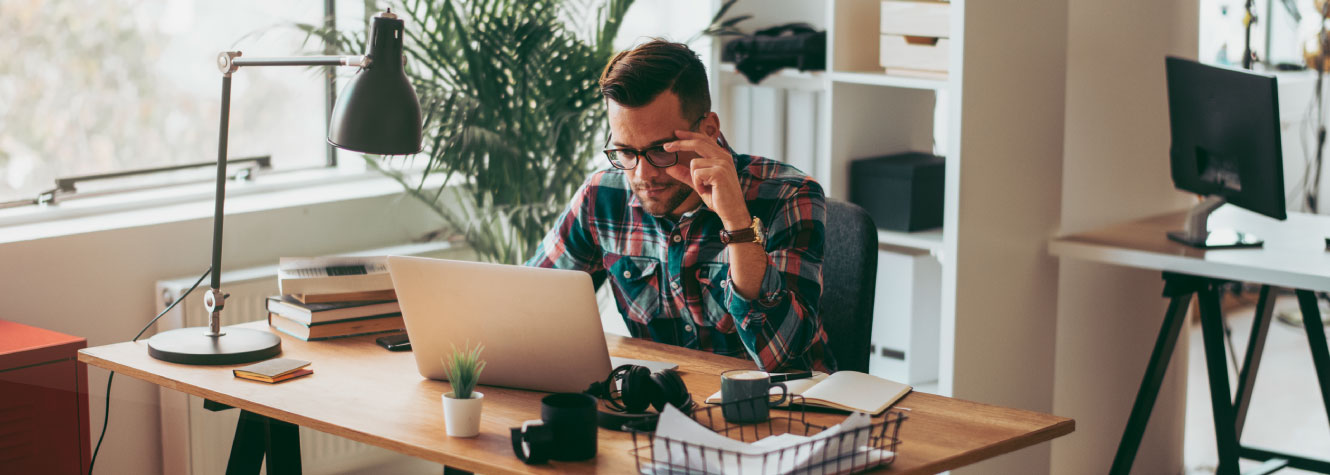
[606,91,700,217]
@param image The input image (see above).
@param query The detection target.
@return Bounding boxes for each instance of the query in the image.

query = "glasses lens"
[607,150,637,169]
[644,149,678,168]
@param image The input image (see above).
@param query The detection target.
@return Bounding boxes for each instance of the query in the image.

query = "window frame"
[1,0,350,210]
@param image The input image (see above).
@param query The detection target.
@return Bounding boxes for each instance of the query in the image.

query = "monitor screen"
[1165,56,1286,221]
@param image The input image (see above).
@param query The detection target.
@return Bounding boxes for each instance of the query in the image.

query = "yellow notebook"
[705,371,911,416]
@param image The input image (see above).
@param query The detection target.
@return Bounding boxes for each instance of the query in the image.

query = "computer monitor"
[1164,56,1287,248]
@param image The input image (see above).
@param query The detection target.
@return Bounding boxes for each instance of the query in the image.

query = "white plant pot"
[442,391,484,437]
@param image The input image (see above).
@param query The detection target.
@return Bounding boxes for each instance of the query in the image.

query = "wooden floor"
[1184,293,1330,474]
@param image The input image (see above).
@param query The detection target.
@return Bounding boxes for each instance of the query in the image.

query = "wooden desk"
[1050,208,1330,475]
[79,321,1072,474]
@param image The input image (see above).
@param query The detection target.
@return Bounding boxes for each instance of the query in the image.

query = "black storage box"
[849,152,945,232]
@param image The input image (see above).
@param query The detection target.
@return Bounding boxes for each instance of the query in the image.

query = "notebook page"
[800,371,911,414]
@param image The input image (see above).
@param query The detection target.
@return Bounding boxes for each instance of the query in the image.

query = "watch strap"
[720,216,762,244]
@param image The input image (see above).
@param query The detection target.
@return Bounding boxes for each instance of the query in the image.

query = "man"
[525,40,834,372]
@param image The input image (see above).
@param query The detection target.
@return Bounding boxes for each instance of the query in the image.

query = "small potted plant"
[441,341,487,437]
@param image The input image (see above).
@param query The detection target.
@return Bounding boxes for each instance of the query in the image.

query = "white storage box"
[881,0,950,38]
[867,248,941,385]
[880,36,950,73]
[879,0,951,73]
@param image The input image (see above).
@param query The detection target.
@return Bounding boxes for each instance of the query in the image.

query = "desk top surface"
[79,321,1073,474]
[1049,208,1330,291]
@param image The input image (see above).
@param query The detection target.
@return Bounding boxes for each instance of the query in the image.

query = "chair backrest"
[819,198,878,373]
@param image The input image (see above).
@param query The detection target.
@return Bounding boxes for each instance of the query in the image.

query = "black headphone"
[584,364,694,431]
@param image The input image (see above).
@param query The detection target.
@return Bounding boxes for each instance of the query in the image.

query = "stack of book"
[267,256,404,341]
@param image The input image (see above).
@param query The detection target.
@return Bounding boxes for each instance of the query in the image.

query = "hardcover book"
[278,256,394,297]
[265,295,400,325]
[267,312,405,341]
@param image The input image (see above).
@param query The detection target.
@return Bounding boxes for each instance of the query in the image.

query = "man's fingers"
[663,163,694,187]
[692,166,724,185]
[689,158,731,172]
[674,129,708,140]
[663,139,709,153]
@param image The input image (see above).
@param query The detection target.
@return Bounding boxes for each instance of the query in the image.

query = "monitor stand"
[1166,195,1264,249]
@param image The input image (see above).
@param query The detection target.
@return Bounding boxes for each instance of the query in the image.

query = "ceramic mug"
[720,369,789,423]
[512,393,598,463]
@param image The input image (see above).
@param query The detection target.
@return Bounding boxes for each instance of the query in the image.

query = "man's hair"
[599,39,711,121]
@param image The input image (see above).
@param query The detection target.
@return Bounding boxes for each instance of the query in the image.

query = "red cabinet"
[0,320,90,475]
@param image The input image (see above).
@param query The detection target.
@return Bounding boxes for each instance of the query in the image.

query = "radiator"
[154,242,464,475]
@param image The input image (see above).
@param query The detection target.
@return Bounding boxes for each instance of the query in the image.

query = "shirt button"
[622,271,632,278]
[671,281,680,289]
[684,324,694,332]
[672,234,682,243]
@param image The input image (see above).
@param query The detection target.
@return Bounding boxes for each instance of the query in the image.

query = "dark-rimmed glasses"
[603,115,707,170]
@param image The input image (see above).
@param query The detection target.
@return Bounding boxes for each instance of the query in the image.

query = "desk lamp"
[147,10,422,365]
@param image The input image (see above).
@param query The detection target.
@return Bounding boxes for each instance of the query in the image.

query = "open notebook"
[705,371,911,416]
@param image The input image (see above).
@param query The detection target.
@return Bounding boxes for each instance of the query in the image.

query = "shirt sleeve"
[723,180,827,371]
[523,175,603,273]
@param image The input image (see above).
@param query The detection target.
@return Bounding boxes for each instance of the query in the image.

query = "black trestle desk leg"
[1109,273,1198,475]
[1198,283,1240,475]
[226,410,267,475]
[265,415,302,475]
[1233,285,1276,438]
[1296,289,1330,429]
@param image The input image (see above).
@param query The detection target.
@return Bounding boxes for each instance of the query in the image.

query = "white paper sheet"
[646,405,893,475]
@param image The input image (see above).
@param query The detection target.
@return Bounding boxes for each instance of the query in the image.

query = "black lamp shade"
[328,14,423,155]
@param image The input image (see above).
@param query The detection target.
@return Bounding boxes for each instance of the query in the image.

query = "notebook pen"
[769,372,814,383]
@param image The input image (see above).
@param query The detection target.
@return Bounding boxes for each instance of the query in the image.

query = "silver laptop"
[386,256,614,393]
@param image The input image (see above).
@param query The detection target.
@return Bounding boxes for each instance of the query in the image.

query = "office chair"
[818,198,878,373]
[587,198,879,372]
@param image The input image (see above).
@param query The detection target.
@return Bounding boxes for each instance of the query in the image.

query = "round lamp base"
[147,327,282,365]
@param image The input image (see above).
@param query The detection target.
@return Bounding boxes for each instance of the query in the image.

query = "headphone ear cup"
[650,369,689,412]
[619,366,655,413]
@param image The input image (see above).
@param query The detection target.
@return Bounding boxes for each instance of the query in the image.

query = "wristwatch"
[720,216,764,245]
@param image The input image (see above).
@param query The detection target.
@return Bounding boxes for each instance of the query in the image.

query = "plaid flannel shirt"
[525,153,835,372]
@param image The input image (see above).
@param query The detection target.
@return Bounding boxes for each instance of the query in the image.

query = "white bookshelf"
[877,228,944,255]
[705,0,960,390]
[827,71,946,90]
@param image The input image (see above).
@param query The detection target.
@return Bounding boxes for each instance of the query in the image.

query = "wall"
[1053,0,1199,473]
[948,0,1068,473]
[0,186,442,475]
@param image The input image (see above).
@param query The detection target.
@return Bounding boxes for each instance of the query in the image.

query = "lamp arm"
[206,73,232,337]
[203,51,368,336]
[217,51,368,75]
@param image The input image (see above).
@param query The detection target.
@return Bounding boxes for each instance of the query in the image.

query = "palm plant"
[442,341,487,399]
[303,0,634,263]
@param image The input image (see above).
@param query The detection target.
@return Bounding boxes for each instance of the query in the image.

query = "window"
[1199,0,1320,67]
[0,0,366,205]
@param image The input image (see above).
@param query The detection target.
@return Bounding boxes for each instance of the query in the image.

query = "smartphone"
[375,333,411,351]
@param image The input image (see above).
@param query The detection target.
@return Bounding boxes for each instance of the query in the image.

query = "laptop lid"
[386,256,613,393]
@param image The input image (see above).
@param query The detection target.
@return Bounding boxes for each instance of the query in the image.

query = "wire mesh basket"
[627,395,907,475]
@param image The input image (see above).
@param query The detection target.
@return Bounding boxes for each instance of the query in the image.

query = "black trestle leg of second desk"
[1109,273,1199,475]
[1197,284,1240,475]
[1233,285,1277,438]
[1296,290,1330,426]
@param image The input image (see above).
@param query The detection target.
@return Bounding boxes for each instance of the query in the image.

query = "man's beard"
[633,178,694,217]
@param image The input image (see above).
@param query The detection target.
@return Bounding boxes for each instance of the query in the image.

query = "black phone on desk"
[376,333,411,351]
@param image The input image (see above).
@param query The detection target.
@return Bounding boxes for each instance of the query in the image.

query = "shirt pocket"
[608,254,663,325]
[695,262,732,327]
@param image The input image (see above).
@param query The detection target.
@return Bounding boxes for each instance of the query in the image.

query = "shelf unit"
[708,0,951,251]
[705,0,960,388]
